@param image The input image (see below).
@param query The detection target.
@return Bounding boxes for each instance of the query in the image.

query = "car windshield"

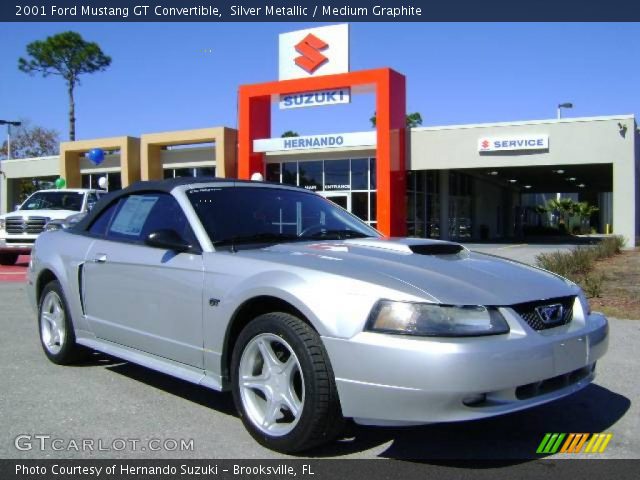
[187,186,380,247]
[20,191,84,211]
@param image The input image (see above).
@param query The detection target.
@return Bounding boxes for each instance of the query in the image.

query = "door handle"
[93,254,108,263]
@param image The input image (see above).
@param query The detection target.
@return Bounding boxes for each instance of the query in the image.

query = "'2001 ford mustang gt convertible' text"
[27,178,608,452]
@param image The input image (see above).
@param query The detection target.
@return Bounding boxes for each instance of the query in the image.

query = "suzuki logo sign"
[279,24,349,80]
[294,34,329,74]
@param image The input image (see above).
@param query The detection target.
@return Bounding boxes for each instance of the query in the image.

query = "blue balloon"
[87,148,105,165]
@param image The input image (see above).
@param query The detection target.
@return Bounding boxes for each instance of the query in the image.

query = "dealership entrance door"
[321,192,351,210]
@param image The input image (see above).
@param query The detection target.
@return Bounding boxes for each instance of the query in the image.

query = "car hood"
[234,237,576,305]
[1,210,80,220]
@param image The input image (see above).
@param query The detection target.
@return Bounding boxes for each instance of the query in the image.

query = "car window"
[105,193,199,248]
[20,191,84,211]
[86,193,99,211]
[88,200,120,237]
[187,186,378,246]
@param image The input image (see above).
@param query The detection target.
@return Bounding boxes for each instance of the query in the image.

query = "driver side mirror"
[145,229,192,252]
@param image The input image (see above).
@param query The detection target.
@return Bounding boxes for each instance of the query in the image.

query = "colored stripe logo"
[537,433,613,454]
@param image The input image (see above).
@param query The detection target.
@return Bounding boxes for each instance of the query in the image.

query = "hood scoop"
[342,238,465,256]
[409,243,464,255]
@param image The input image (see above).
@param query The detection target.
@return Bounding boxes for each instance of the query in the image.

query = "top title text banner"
[3,0,640,22]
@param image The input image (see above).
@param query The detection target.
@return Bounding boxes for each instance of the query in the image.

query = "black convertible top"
[71,177,300,232]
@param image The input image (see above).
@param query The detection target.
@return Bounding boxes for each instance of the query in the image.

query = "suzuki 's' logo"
[481,139,490,149]
[294,33,329,74]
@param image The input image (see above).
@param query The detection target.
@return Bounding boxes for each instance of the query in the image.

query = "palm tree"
[369,112,423,128]
[546,198,576,232]
[575,202,599,233]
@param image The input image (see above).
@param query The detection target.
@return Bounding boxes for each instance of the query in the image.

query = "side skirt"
[76,337,223,392]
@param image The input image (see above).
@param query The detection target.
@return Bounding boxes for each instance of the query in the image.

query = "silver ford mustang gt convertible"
[27,178,608,452]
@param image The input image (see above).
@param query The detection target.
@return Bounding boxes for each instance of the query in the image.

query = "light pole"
[0,120,22,214]
[557,103,573,119]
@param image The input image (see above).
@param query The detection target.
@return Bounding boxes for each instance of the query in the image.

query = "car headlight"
[0,218,5,230]
[44,221,63,232]
[366,300,510,337]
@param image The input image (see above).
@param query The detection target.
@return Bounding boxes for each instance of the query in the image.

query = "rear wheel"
[38,280,87,364]
[231,312,344,453]
[0,253,19,265]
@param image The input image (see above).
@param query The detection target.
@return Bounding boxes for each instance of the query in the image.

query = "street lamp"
[557,103,573,119]
[0,120,22,160]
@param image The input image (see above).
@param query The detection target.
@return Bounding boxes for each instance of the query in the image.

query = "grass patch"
[535,236,625,299]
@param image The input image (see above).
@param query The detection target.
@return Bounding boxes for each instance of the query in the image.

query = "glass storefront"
[407,171,440,238]
[163,166,216,179]
[266,158,377,227]
[82,172,122,192]
[407,170,474,240]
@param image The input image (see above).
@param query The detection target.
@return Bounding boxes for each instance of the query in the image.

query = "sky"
[0,22,639,141]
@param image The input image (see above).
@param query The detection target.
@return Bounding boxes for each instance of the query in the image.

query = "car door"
[82,192,205,368]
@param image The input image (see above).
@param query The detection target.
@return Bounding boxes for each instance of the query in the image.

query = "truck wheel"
[38,280,87,364]
[0,253,19,265]
[231,312,344,453]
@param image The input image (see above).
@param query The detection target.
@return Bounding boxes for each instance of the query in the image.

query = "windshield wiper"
[214,232,300,250]
[303,229,372,240]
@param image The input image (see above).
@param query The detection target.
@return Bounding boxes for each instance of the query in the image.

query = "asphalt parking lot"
[1,275,638,460]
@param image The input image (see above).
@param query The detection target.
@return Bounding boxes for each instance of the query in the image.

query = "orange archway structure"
[238,68,407,237]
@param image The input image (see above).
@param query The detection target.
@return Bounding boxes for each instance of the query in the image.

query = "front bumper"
[322,309,608,426]
[0,237,34,254]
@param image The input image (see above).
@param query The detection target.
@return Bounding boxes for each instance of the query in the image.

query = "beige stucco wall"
[410,115,638,247]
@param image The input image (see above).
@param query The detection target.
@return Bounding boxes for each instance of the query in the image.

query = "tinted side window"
[88,200,120,237]
[106,193,198,248]
[86,193,99,211]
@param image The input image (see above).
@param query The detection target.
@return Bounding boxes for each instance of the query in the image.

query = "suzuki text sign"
[279,24,349,80]
[279,88,351,109]
[479,135,549,152]
[254,131,375,152]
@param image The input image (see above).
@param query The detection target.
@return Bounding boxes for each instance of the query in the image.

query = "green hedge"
[535,236,625,297]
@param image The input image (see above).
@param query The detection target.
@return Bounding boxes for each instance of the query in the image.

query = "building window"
[299,161,322,191]
[163,166,217,179]
[324,159,350,191]
[81,172,121,192]
[265,158,377,225]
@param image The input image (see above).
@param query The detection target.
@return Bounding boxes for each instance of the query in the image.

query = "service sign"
[279,88,351,109]
[478,135,549,152]
[279,24,349,80]
[254,131,375,153]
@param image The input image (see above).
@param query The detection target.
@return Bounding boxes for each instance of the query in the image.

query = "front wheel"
[231,312,344,453]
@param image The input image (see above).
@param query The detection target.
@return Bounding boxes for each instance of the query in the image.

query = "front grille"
[511,296,575,331]
[6,238,35,244]
[5,216,48,235]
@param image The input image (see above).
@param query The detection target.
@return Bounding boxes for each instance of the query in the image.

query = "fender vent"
[409,244,464,255]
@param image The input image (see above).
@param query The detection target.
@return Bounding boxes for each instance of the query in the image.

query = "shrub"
[534,235,624,297]
[581,272,605,298]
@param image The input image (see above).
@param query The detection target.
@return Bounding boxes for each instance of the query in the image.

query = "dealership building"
[1,25,638,247]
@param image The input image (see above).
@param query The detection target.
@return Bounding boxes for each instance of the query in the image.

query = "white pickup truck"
[0,188,106,265]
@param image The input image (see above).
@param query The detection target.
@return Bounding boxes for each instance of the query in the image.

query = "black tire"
[38,280,87,365]
[231,312,344,453]
[0,253,19,265]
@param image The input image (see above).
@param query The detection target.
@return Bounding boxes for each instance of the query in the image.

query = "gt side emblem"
[294,33,329,74]
[535,304,563,324]
[209,298,220,307]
